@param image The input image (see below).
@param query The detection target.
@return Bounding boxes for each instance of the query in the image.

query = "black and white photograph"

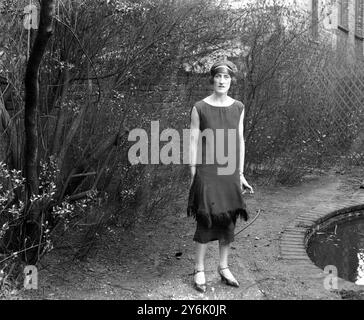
[0,0,364,305]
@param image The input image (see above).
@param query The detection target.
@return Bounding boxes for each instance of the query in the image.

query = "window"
[312,0,319,39]
[355,38,363,58]
[355,0,364,58]
[355,0,364,37]
[338,0,349,30]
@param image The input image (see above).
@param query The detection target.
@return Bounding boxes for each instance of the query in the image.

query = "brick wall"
[310,0,364,61]
[122,70,242,110]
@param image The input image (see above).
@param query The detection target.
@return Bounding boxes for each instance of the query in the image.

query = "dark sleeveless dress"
[187,100,249,245]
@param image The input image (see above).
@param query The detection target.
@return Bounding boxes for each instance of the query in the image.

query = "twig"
[0,242,46,265]
[235,209,262,236]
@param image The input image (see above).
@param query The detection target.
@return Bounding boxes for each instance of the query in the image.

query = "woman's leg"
[218,241,239,285]
[218,241,229,269]
[194,242,208,284]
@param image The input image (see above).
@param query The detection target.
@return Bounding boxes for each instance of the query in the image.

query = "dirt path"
[13,168,363,300]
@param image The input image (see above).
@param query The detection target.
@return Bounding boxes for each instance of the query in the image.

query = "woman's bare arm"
[238,107,253,193]
[189,106,200,184]
[238,108,245,174]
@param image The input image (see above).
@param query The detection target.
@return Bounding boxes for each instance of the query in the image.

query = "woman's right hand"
[240,173,254,194]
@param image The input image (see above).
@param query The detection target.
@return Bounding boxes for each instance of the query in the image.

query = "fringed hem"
[187,206,249,228]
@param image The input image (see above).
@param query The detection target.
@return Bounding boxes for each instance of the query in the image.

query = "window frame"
[311,0,319,39]
[355,0,364,39]
[338,0,349,32]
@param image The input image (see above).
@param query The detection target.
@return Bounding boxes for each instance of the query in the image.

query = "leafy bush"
[0,160,96,290]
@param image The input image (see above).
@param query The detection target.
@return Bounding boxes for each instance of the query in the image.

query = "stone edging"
[279,189,364,293]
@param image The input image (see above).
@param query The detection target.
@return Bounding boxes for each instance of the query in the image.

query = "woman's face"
[213,72,231,94]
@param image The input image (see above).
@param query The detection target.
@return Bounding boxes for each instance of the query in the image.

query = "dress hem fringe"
[187,206,249,228]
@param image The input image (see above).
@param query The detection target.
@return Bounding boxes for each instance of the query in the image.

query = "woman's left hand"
[240,173,254,194]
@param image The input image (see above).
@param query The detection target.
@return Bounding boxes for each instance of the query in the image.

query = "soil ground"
[5,167,364,300]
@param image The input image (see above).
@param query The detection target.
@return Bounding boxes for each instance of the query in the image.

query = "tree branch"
[24,0,56,198]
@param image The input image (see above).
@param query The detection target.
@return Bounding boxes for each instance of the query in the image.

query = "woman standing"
[187,60,253,293]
